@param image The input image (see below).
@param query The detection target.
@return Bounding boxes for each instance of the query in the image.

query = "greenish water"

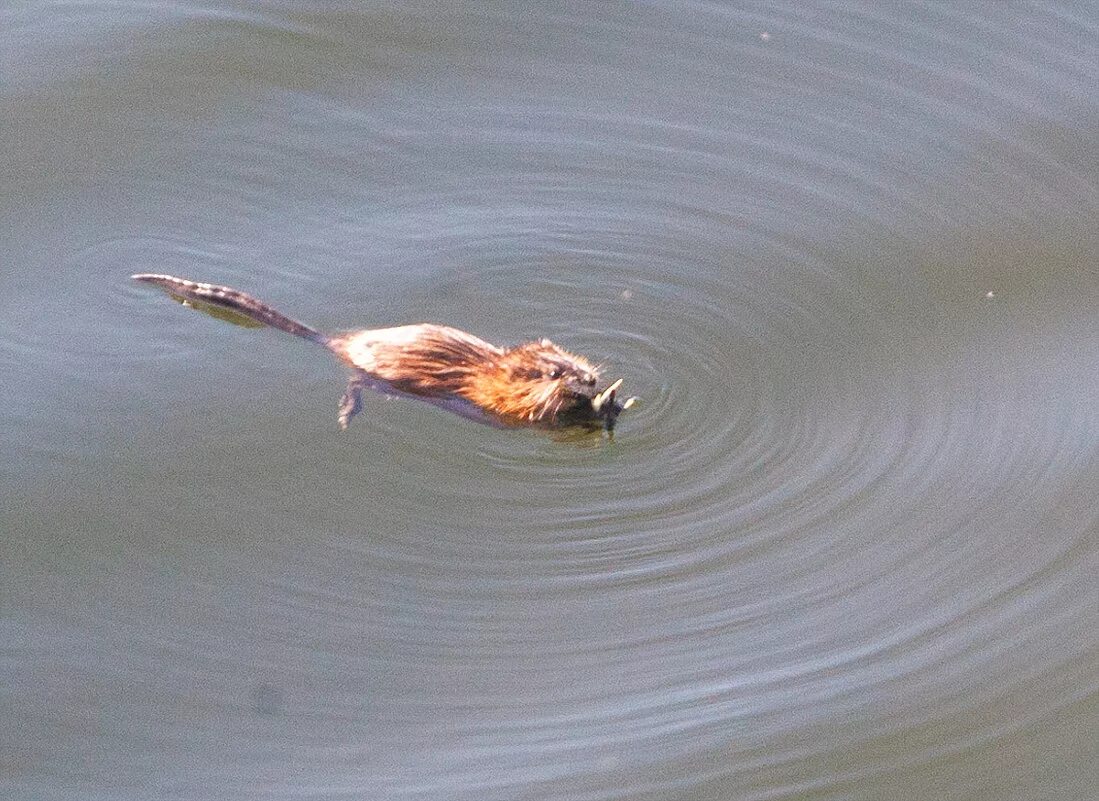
[3,3,1098,800]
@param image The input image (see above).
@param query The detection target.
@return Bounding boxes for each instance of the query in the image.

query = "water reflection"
[3,2,1098,801]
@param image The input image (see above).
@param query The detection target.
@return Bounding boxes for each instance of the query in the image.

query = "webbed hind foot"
[337,375,367,430]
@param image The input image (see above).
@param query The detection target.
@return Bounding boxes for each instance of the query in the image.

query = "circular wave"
[5,3,1098,801]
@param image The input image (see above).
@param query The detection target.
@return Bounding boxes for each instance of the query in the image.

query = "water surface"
[3,3,1098,800]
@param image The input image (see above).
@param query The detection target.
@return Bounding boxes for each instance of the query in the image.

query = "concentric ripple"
[4,3,1099,801]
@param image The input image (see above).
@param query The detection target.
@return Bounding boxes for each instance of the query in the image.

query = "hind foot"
[337,376,367,430]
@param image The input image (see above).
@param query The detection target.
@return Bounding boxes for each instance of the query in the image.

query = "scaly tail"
[132,273,328,345]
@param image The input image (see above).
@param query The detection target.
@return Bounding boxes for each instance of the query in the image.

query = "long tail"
[132,273,327,345]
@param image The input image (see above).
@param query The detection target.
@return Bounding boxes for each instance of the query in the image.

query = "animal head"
[484,338,600,422]
[508,338,598,389]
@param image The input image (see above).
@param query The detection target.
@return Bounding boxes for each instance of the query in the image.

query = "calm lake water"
[3,3,1098,800]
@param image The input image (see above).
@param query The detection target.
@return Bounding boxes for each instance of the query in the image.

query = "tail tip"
[132,273,188,290]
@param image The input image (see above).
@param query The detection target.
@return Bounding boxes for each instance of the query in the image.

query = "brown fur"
[133,274,604,427]
[329,326,598,423]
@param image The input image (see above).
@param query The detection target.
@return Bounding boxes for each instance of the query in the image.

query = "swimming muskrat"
[132,274,635,430]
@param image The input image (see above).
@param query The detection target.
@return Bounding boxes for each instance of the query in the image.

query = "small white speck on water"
[985,290,996,299]
[760,31,772,41]
[621,289,633,300]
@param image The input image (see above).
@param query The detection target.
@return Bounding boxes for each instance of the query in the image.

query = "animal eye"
[548,368,562,380]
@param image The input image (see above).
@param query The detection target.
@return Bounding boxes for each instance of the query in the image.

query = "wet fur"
[132,274,601,427]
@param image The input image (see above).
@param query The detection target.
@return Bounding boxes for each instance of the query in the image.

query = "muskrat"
[132,274,635,430]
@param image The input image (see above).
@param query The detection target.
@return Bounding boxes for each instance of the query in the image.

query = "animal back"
[330,324,503,396]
